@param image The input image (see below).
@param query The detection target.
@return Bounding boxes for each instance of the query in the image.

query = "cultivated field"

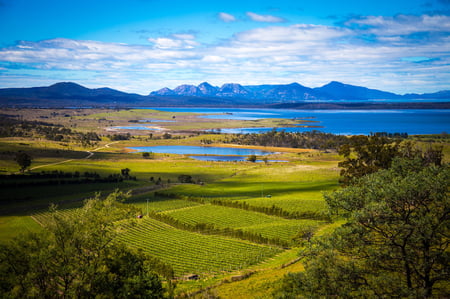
[4,108,446,297]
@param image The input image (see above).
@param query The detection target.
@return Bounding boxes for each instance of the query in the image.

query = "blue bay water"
[151,108,450,135]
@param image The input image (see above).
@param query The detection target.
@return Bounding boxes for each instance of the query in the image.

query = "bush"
[178,174,193,183]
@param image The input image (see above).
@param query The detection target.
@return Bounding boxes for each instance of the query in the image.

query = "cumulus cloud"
[201,55,227,63]
[246,12,286,23]
[0,14,449,93]
[234,24,349,43]
[345,14,450,38]
[0,38,198,69]
[218,12,236,22]
[148,33,199,49]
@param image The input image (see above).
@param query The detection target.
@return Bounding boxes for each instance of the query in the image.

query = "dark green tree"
[178,174,193,183]
[14,151,32,172]
[247,155,257,162]
[338,135,400,185]
[276,158,449,298]
[121,168,131,179]
[142,152,153,159]
[338,136,443,185]
[0,191,172,298]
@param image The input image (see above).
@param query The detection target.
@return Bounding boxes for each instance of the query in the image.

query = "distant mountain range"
[0,81,449,108]
[150,81,402,102]
[150,81,450,102]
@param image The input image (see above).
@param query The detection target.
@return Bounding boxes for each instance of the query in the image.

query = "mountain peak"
[173,84,202,96]
[324,81,344,87]
[217,83,250,97]
[316,81,399,100]
[150,87,175,96]
[48,82,89,92]
[198,82,218,96]
[198,81,213,87]
[49,81,84,87]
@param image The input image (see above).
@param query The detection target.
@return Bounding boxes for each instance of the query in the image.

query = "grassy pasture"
[1,108,449,297]
[0,215,42,242]
[0,114,341,297]
[159,159,339,217]
[2,108,312,135]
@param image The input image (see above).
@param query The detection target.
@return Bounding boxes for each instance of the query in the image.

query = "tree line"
[222,130,350,150]
[0,171,126,188]
[275,136,449,298]
[0,115,101,146]
[219,129,411,151]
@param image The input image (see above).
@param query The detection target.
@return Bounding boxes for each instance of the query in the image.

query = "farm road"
[29,141,118,171]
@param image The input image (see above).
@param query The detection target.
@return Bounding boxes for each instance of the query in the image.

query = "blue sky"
[0,0,449,94]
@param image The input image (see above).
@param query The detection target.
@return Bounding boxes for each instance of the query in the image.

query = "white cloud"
[246,12,286,23]
[235,24,349,43]
[0,14,449,94]
[201,55,226,63]
[148,37,182,49]
[148,33,199,49]
[345,14,450,37]
[172,33,196,40]
[218,12,236,23]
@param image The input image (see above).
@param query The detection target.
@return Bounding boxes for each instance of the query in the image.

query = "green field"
[31,208,282,276]
[163,204,323,244]
[2,108,447,297]
[117,217,282,275]
[0,132,335,295]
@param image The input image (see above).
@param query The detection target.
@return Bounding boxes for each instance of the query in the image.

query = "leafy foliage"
[178,174,193,183]
[14,151,32,172]
[0,115,100,146]
[247,154,257,162]
[0,191,171,298]
[338,136,443,185]
[108,133,131,141]
[142,151,154,159]
[224,129,349,150]
[276,158,450,298]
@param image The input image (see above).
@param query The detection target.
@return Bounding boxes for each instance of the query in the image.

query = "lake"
[187,155,286,162]
[128,145,273,156]
[108,125,162,131]
[151,108,450,135]
[137,119,175,123]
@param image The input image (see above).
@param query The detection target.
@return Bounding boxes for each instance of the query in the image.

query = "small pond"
[189,155,287,162]
[137,119,175,123]
[128,145,273,156]
[109,126,162,130]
